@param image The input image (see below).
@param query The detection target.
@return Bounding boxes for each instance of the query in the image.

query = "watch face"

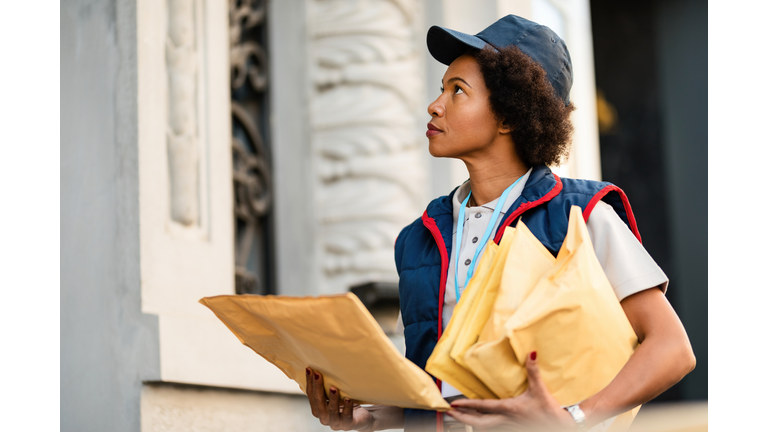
[566,405,587,426]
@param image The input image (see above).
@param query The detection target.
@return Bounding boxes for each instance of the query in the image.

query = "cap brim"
[427,26,489,66]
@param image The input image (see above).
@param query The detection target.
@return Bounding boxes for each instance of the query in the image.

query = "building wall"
[61,1,161,431]
[141,384,331,432]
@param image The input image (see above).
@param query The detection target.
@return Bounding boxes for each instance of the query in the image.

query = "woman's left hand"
[447,351,575,431]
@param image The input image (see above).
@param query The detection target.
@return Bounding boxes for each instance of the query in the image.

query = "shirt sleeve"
[586,200,669,301]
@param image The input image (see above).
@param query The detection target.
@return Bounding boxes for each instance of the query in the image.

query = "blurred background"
[61,0,706,430]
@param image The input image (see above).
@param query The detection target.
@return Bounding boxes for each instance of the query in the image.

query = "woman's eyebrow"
[442,76,473,88]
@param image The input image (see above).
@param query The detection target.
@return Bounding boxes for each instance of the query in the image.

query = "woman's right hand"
[306,367,376,432]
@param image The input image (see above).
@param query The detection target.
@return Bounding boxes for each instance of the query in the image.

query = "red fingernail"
[306,368,311,375]
[345,398,350,403]
[314,373,320,380]
[530,351,537,361]
[330,388,337,394]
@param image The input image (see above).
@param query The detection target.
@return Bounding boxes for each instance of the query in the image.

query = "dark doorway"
[590,0,707,402]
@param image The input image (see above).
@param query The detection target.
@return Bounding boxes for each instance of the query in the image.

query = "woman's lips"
[427,123,443,138]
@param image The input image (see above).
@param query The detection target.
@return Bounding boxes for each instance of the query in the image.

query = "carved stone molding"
[166,0,200,226]
[309,0,427,293]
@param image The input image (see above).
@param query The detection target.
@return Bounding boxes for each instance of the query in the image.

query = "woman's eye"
[439,86,464,94]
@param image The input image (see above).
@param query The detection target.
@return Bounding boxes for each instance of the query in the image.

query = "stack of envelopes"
[426,206,640,429]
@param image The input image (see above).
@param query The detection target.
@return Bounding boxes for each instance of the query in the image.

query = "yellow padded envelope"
[478,222,556,342]
[199,293,450,411]
[450,226,516,371]
[462,221,555,399]
[428,206,640,429]
[425,242,499,399]
[501,206,638,407]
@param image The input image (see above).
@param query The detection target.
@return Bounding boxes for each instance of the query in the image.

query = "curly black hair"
[472,45,575,167]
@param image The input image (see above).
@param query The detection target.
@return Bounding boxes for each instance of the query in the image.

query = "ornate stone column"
[308,0,428,294]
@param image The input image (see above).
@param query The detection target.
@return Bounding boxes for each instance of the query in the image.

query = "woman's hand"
[446,352,575,431]
[306,367,375,432]
[448,288,696,430]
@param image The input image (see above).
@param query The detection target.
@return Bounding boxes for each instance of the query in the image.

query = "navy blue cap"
[427,14,573,106]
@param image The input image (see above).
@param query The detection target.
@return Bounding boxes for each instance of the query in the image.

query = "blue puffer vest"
[393,165,641,432]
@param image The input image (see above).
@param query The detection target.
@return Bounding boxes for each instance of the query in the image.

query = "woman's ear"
[499,121,513,134]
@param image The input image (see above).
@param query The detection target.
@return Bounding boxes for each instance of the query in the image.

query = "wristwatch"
[564,404,587,430]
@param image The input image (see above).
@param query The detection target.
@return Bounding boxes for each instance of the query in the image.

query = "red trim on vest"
[583,185,642,243]
[421,210,447,432]
[421,210,448,341]
[492,174,564,244]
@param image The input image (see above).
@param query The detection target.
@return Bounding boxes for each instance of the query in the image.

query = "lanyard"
[454,176,524,303]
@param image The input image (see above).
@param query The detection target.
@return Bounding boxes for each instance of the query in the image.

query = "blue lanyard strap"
[454,176,524,303]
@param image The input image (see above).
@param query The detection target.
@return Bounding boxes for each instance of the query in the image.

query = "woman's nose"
[427,96,444,118]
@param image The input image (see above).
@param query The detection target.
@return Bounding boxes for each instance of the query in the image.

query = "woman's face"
[426,54,510,160]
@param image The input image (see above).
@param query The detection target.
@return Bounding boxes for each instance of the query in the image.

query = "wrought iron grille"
[230,0,273,295]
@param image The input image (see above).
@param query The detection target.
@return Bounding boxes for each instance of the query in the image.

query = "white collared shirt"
[442,168,533,337]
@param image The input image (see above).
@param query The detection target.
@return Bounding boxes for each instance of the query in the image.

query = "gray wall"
[61,1,160,431]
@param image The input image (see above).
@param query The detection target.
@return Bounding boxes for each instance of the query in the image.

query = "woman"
[306,14,695,432]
